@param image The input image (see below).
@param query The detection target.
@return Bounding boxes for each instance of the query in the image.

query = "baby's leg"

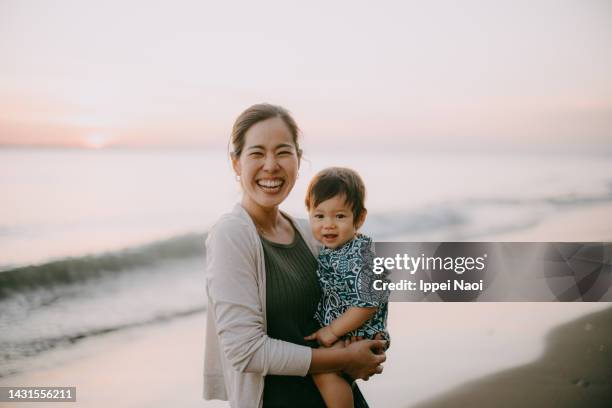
[312,371,353,408]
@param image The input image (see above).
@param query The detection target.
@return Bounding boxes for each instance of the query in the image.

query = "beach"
[2,0,612,405]
[0,312,223,408]
[1,285,611,406]
[410,306,612,408]
[1,150,612,407]
[1,303,611,407]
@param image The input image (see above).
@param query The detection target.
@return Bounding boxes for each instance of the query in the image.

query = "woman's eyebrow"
[245,144,294,151]
[246,145,265,151]
[275,143,294,150]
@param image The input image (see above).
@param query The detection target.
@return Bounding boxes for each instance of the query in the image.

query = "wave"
[0,233,206,299]
[0,207,469,297]
[367,190,612,240]
[365,208,466,238]
[0,306,205,378]
[3,189,612,299]
[464,190,612,207]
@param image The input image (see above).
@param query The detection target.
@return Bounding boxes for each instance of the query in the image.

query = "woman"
[203,104,387,407]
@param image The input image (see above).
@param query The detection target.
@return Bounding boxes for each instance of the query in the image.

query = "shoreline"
[0,312,228,408]
[409,306,612,408]
[2,304,611,407]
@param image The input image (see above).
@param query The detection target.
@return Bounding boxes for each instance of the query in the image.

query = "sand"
[0,312,229,408]
[410,306,612,408]
[2,304,611,407]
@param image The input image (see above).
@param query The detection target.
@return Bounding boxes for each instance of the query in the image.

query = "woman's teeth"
[256,179,283,191]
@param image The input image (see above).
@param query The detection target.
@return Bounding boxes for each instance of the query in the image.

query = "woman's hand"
[343,339,387,381]
[304,326,339,348]
[345,332,387,347]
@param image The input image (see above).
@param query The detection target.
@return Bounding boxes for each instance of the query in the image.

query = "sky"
[0,0,611,152]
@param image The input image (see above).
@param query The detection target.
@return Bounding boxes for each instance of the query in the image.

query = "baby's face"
[308,195,358,249]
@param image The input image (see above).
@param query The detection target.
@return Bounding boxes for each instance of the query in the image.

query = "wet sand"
[409,306,612,408]
[2,304,611,407]
[0,313,228,408]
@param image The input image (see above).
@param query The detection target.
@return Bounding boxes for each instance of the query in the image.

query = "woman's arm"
[206,218,312,376]
[310,339,387,380]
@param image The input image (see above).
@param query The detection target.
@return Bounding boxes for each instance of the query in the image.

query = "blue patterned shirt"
[314,234,390,341]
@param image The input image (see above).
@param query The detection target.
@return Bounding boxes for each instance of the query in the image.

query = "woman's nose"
[263,154,280,171]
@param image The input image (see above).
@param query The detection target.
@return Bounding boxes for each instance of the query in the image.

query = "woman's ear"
[355,209,367,230]
[231,153,241,177]
[297,148,303,169]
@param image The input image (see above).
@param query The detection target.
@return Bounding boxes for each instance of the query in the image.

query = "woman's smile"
[256,177,285,193]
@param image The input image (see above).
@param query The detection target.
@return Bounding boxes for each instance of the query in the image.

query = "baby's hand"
[304,326,339,348]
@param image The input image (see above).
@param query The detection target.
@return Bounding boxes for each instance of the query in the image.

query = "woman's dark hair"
[229,103,302,159]
[305,167,367,225]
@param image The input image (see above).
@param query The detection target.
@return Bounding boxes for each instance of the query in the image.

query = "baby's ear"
[355,209,367,229]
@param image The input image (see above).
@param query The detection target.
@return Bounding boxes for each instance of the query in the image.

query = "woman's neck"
[241,197,282,232]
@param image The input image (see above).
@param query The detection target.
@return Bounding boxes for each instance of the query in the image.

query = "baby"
[304,167,390,408]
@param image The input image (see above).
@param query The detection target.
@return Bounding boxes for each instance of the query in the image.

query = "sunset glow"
[82,133,114,149]
[0,0,611,152]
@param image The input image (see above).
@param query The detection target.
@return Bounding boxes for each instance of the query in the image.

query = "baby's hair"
[305,167,366,225]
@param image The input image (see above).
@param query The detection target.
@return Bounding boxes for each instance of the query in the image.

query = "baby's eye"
[314,214,324,219]
[336,214,346,219]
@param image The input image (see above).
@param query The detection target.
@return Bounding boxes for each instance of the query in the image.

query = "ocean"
[1,148,611,378]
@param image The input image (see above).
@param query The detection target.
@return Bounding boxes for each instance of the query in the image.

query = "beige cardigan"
[203,204,321,408]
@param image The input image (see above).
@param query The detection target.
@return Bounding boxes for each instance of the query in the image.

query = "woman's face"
[232,117,300,211]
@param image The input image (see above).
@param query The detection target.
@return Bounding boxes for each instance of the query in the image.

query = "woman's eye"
[277,151,292,156]
[249,152,264,157]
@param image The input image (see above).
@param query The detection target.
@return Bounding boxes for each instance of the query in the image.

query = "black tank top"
[260,225,325,408]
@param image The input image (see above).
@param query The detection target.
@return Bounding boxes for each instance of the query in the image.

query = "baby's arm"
[329,307,376,338]
[306,307,376,347]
